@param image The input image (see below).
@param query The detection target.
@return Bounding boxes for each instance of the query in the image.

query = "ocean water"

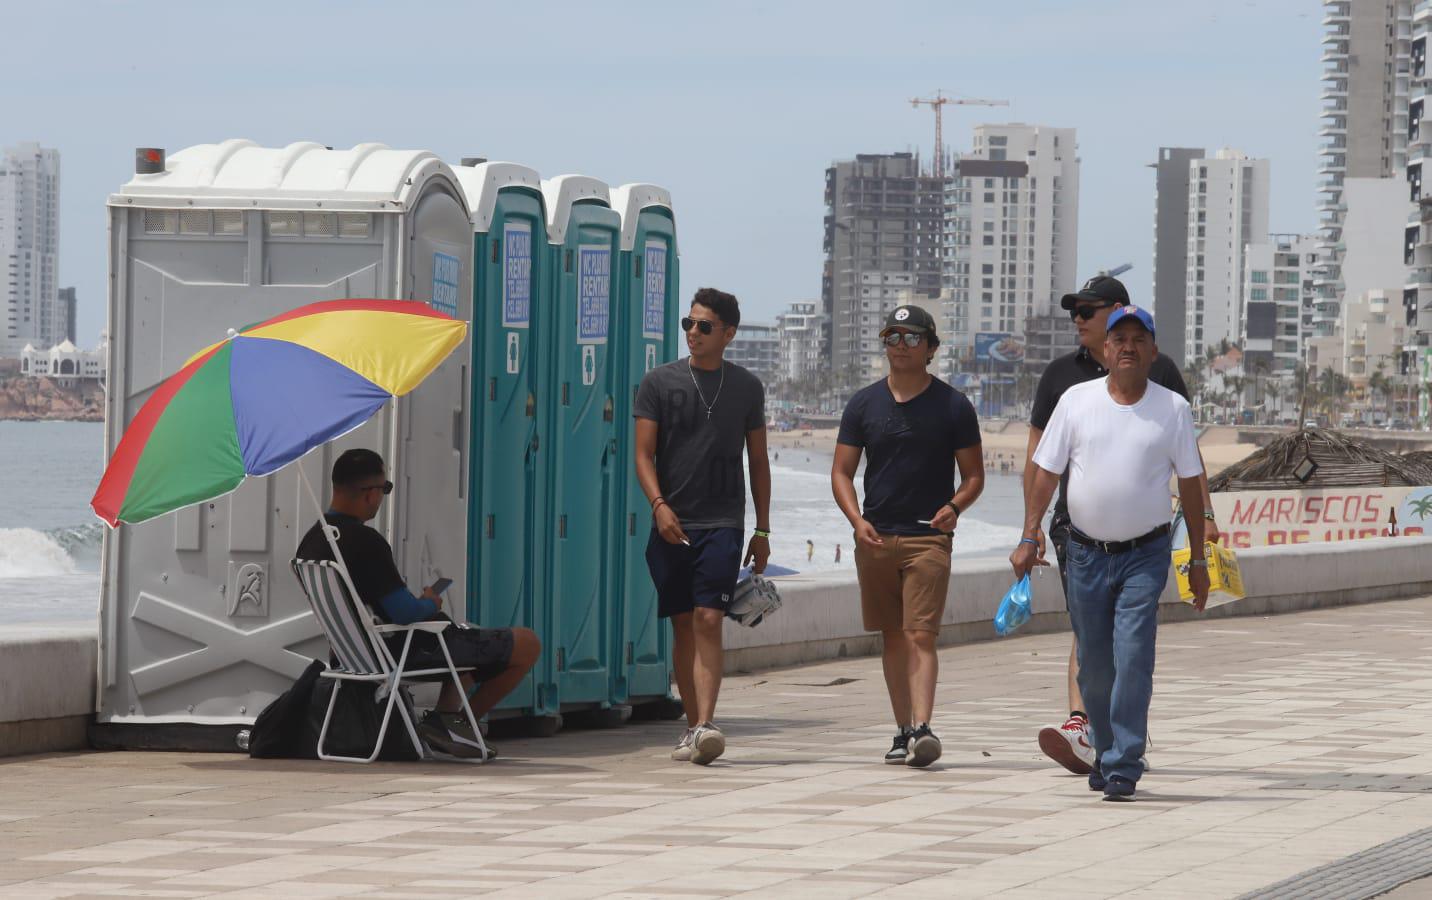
[0,420,1024,625]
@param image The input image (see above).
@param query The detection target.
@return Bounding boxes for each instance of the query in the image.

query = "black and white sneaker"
[907,723,942,768]
[418,710,494,760]
[884,727,913,765]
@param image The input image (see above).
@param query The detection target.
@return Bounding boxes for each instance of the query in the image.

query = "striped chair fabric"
[291,559,386,675]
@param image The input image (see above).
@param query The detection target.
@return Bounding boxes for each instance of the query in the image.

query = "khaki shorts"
[854,533,953,633]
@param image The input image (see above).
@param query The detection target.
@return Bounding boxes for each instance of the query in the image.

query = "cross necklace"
[688,358,724,420]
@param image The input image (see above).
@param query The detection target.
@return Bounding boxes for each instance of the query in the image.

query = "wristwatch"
[1187,558,1208,568]
[946,501,962,518]
[1203,512,1216,521]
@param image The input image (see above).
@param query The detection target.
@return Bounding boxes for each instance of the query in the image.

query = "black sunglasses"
[1070,302,1117,322]
[681,316,720,335]
[361,480,394,495]
[882,332,925,348]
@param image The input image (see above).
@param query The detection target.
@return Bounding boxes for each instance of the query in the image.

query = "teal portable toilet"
[539,176,622,714]
[607,184,679,709]
[453,161,557,721]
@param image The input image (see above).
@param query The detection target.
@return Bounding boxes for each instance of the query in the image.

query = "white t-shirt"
[1032,378,1203,541]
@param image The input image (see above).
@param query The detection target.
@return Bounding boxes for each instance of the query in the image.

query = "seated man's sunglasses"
[881,332,926,348]
[361,481,394,495]
[680,317,722,335]
[1070,302,1117,321]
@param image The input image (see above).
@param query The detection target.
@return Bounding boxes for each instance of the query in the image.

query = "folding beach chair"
[291,558,490,763]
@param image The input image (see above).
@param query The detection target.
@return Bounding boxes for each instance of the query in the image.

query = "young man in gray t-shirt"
[634,287,770,766]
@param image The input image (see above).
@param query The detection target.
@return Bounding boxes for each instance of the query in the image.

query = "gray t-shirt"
[633,359,766,529]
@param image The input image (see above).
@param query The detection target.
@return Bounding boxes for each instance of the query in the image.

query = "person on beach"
[1022,275,1219,775]
[807,540,815,563]
[635,287,771,766]
[296,449,541,760]
[835,544,841,564]
[832,304,984,767]
[1011,305,1210,801]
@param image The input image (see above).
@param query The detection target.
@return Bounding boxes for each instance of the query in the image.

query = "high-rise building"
[774,300,826,386]
[1316,0,1413,335]
[1184,149,1270,364]
[1404,0,1432,423]
[725,321,780,386]
[1240,234,1318,378]
[1149,147,1206,367]
[0,143,61,358]
[940,124,1079,371]
[57,286,76,345]
[823,153,944,388]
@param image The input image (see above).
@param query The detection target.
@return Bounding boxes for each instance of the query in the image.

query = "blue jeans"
[1064,533,1171,783]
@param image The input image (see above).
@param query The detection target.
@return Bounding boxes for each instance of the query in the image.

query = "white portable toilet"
[96,140,473,746]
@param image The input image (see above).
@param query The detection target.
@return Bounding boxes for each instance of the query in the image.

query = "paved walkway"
[5,596,1432,898]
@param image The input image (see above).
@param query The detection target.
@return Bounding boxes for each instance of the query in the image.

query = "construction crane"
[909,90,1010,179]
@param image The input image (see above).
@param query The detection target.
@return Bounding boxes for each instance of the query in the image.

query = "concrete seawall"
[4,536,1432,757]
[720,535,1432,672]
[0,624,97,756]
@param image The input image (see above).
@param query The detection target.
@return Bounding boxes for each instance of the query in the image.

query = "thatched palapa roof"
[1209,428,1432,492]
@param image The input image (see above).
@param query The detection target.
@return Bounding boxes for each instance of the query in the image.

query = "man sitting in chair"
[297,448,541,760]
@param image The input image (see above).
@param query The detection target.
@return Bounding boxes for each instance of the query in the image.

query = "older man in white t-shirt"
[1010,305,1210,802]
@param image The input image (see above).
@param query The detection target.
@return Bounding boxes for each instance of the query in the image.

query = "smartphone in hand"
[429,577,453,596]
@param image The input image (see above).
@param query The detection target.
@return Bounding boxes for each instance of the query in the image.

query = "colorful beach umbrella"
[92,299,467,527]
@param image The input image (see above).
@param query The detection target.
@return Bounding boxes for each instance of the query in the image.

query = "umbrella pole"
[296,463,360,599]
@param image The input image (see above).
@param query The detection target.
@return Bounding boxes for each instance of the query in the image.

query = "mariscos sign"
[1212,485,1432,547]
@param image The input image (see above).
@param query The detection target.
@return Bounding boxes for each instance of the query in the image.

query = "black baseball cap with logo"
[880,304,938,337]
[1060,275,1130,311]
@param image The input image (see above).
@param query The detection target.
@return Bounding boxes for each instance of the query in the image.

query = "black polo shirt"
[1030,346,1189,521]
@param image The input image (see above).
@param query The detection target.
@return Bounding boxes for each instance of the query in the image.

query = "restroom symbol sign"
[645,344,657,372]
[582,345,596,386]
[506,333,520,374]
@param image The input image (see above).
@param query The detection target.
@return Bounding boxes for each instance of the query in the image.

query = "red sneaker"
[1038,715,1095,774]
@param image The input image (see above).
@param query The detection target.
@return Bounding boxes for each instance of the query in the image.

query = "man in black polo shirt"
[1022,275,1218,775]
[297,449,541,760]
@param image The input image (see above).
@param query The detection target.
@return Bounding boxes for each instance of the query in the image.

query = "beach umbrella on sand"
[91,298,466,532]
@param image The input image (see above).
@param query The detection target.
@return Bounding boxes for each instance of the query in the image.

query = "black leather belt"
[1068,523,1169,555]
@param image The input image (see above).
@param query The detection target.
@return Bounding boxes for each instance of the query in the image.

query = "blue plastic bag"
[994,574,1032,636]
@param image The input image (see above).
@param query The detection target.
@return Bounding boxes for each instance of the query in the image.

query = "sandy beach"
[768,421,1259,478]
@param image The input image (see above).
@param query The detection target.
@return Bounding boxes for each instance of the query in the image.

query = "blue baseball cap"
[1105,304,1155,339]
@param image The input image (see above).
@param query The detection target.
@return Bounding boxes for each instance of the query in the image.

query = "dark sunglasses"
[1070,302,1117,322]
[361,480,394,495]
[681,317,720,335]
[881,332,925,348]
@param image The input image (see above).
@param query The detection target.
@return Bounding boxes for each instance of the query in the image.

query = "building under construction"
[822,152,944,389]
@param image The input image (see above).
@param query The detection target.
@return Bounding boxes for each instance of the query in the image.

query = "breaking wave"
[0,523,103,578]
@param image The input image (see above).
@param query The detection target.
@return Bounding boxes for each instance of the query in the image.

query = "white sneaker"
[1037,715,1096,775]
[689,722,726,766]
[671,728,695,762]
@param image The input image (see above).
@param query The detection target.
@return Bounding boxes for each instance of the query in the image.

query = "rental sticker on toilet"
[502,222,532,328]
[643,240,666,340]
[431,252,460,317]
[577,246,610,344]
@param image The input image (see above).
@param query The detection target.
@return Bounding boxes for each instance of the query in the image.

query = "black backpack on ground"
[248,659,421,761]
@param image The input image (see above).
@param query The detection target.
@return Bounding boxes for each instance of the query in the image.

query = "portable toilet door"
[97,141,472,743]
[607,184,679,707]
[453,161,553,718]
[539,176,621,711]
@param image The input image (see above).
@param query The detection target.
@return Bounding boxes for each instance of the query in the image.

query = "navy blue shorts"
[645,527,743,619]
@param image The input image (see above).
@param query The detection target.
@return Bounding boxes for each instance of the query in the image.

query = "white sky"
[2,0,1323,344]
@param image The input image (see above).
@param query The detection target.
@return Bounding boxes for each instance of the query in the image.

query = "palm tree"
[1249,358,1271,423]
[1317,367,1350,423]
[1368,369,1393,424]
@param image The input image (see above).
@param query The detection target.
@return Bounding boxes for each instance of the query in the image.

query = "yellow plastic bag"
[1173,542,1245,608]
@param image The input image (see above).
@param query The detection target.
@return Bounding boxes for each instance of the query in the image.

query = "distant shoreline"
[0,414,103,423]
[769,422,1262,478]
